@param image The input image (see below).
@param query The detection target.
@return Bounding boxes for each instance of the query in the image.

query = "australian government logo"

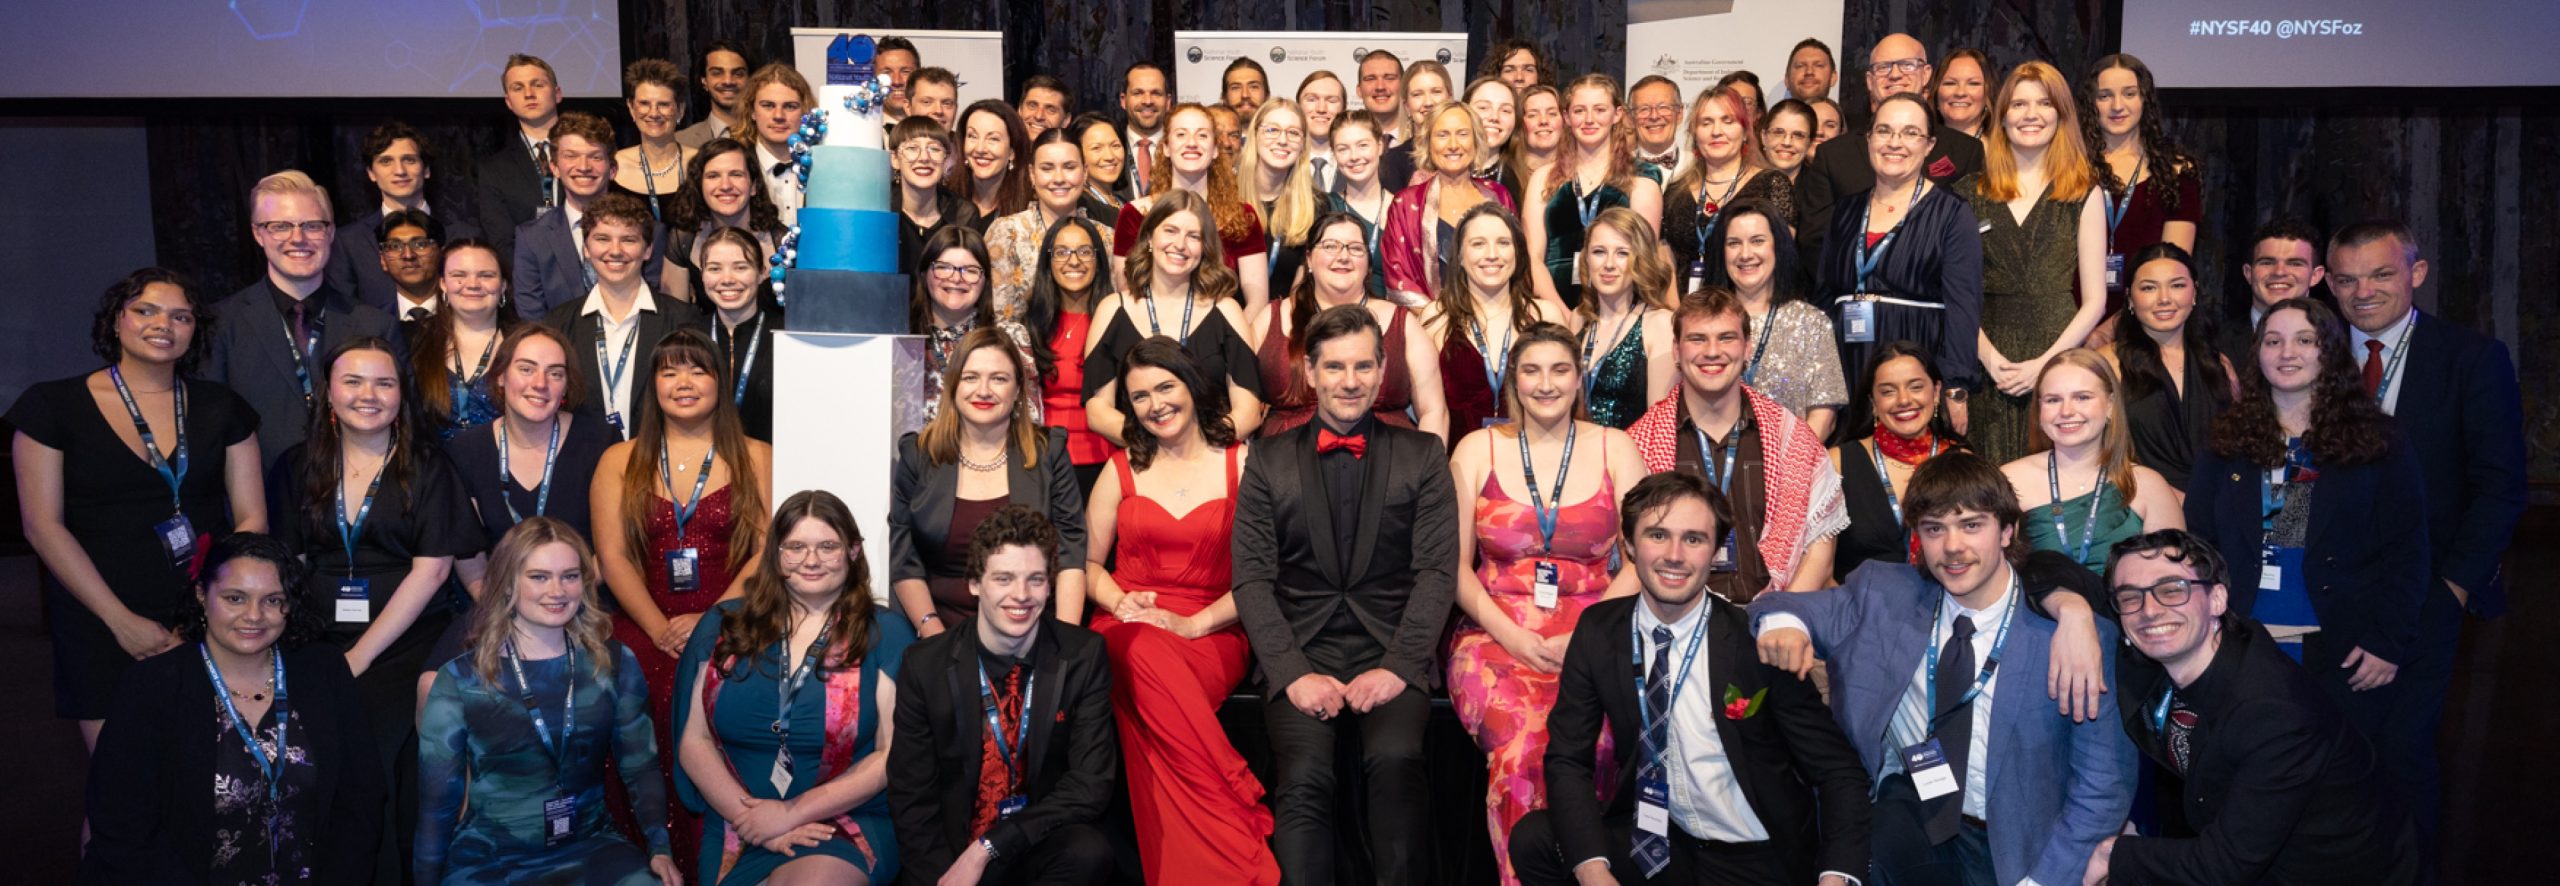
[1652,54,1680,77]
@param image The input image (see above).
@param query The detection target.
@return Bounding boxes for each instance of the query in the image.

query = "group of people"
[17,25,2525,886]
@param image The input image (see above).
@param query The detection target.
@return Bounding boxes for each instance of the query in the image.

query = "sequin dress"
[1582,316,1651,430]
[1967,175,2091,464]
[608,485,738,873]
[1541,164,1666,309]
[1743,301,1850,424]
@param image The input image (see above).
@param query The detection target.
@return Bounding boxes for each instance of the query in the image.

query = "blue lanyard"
[1854,178,1925,290]
[594,317,639,432]
[1630,609,1709,730]
[716,313,767,407]
[1740,313,1774,385]
[1141,291,1196,346]
[1571,179,1605,229]
[1690,175,1740,263]
[660,440,716,542]
[336,447,391,579]
[279,319,319,402]
[2149,685,2176,735]
[503,641,578,788]
[1469,319,1512,400]
[1691,416,1745,494]
[2372,312,2417,405]
[977,660,1038,791]
[450,332,499,418]
[496,419,561,524]
[1517,421,1577,555]
[770,620,835,783]
[107,366,188,513]
[1581,309,1638,399]
[2046,452,2107,564]
[200,642,289,861]
[1924,575,2019,719]
[2103,156,2142,248]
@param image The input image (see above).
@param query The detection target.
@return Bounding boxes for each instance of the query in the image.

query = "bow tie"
[771,161,793,177]
[1317,427,1367,458]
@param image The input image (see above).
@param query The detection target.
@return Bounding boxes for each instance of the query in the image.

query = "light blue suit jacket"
[1751,561,2136,885]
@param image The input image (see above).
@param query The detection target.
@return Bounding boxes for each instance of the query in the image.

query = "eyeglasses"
[256,220,331,238]
[1048,246,1096,262]
[2112,577,2204,615]
[379,238,439,255]
[929,262,985,281]
[1868,126,1932,145]
[896,143,948,161]
[1314,241,1368,258]
[1869,58,1927,77]
[1633,102,1681,119]
[1257,125,1304,143]
[781,540,849,562]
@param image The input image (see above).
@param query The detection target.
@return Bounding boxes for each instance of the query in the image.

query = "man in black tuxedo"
[890,506,1116,886]
[1794,33,1986,260]
[1231,303,1458,885]
[473,53,562,264]
[326,122,479,313]
[202,170,403,468]
[2073,530,2419,885]
[2325,219,2526,849]
[544,192,696,443]
[2215,217,2328,365]
[1509,471,1868,886]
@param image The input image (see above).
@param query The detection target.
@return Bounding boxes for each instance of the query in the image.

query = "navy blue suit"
[511,208,666,322]
[324,208,481,316]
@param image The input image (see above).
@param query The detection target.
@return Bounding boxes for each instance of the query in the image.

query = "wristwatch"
[977,837,1000,861]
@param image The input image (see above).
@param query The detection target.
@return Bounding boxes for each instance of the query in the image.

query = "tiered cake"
[781,33,907,334]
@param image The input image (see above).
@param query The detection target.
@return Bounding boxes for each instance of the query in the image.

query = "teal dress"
[674,602,916,885]
[1541,162,1667,309]
[2026,484,2142,573]
[416,642,669,885]
[1583,317,1652,430]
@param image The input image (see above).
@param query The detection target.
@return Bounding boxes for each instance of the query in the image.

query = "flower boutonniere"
[1721,684,1768,720]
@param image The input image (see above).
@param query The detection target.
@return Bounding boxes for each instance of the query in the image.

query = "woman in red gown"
[1082,336,1280,884]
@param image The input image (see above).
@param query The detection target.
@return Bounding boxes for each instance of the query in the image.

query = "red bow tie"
[1317,428,1368,458]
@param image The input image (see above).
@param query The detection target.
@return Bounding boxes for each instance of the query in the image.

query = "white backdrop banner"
[790,28,1006,109]
[1625,1,1844,103]
[1171,31,1468,106]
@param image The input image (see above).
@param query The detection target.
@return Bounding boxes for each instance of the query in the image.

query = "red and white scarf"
[1628,385,1848,597]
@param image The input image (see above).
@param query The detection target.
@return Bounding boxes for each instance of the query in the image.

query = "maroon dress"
[610,484,739,873]
[1252,301,1416,436]
[926,495,1010,627]
[1439,324,1506,434]
[2096,169,2203,316]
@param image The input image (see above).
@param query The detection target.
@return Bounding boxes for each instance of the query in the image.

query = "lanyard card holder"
[1841,297,1877,343]
[1533,560,1561,610]
[155,513,196,568]
[666,548,703,594]
[542,795,578,847]
[2105,252,2127,295]
[335,577,371,623]
[1899,738,1961,800]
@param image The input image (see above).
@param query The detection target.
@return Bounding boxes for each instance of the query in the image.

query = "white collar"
[580,282,659,323]
[2351,307,2417,352]
[395,292,440,315]
[1635,594,1710,638]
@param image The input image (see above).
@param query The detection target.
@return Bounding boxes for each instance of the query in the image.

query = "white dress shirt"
[1880,574,2017,823]
[579,283,660,438]
[1123,126,1161,193]
[1634,599,1769,844]
[756,142,802,224]
[394,293,440,319]
[2349,306,2417,414]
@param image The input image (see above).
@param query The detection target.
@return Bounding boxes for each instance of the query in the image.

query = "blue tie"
[1633,625,1676,876]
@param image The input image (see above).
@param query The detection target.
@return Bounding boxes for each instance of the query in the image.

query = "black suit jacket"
[887,622,1117,881]
[2387,312,2527,616]
[512,207,669,322]
[2108,618,2420,885]
[80,644,382,885]
[474,135,548,264]
[544,296,702,443]
[886,429,1089,586]
[1229,420,1457,691]
[324,208,482,315]
[203,278,406,469]
[1795,117,1984,261]
[1543,595,1869,879]
[2185,435,2430,668]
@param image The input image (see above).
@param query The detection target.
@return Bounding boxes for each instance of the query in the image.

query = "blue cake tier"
[795,208,899,273]
[783,268,910,335]
[806,146,891,211]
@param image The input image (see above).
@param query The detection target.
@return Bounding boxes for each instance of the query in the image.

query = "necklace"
[959,442,1009,472]
[224,663,276,703]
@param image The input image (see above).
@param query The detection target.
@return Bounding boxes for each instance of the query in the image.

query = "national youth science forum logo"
[1186,45,1203,63]
[1270,46,1287,63]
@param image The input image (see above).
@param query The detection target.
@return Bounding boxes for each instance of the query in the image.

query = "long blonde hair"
[1239,99,1321,248]
[1978,61,2098,203]
[1572,206,1675,325]
[2035,348,2138,504]
[469,517,617,685]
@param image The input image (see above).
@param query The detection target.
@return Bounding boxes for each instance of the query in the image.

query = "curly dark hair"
[1116,336,1238,470]
[2208,298,2392,468]
[171,532,324,647]
[2079,54,2197,218]
[966,504,1059,583]
[92,267,212,375]
[2104,527,2232,593]
[1481,38,1549,86]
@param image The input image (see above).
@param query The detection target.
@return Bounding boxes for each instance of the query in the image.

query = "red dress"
[1042,310,1115,467]
[1090,448,1279,884]
[610,484,737,874]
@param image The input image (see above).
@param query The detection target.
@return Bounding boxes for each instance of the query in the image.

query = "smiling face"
[1870,354,1939,438]
[1581,223,1637,298]
[2326,236,2426,335]
[1298,77,1345,136]
[1631,494,1717,612]
[701,49,749,117]
[1787,45,1835,100]
[1018,86,1067,138]
[201,557,289,659]
[877,48,919,116]
[1028,141,1085,213]
[926,246,985,318]
[2036,362,2110,449]
[329,347,402,435]
[367,137,427,201]
[752,82,806,146]
[508,541,587,632]
[504,62,560,125]
[1166,107,1218,177]
[1865,100,1935,181]
[1499,48,1541,90]
[895,136,952,190]
[1509,339,1580,425]
[1521,91,1563,152]
[1207,106,1243,157]
[1308,220,1370,294]
[1254,105,1306,172]
[1811,100,1843,145]
[952,344,1021,430]
[779,515,852,597]
[1122,67,1169,131]
[1675,308,1749,399]
[1078,125,1125,185]
[629,81,681,140]
[963,111,1014,185]
[1148,206,1205,277]
[117,282,196,366]
[1631,80,1682,150]
[1469,83,1517,150]
[1913,506,2014,600]
[1459,212,1517,292]
[1303,326,1385,429]
[2115,549,2226,666]
[652,354,716,423]
[2242,237,2323,313]
[2256,308,2321,397]
[1046,224,1098,292]
[498,334,570,423]
[1358,56,1404,115]
[1690,93,1749,166]
[2129,257,2195,337]
[252,189,333,282]
[2091,66,2143,140]
[1123,363,1196,444]
[1331,122,1380,185]
[699,148,755,218]
[2000,78,2060,151]
[1937,56,1988,133]
[438,245,504,320]
[698,238,763,314]
[1865,35,1932,100]
[1426,106,1477,176]
[1222,67,1268,117]
[552,133,614,200]
[1404,69,1450,128]
[970,543,1051,641]
[1720,212,1776,296]
[1565,84,1620,151]
[377,222,441,293]
[910,80,960,130]
[582,215,647,287]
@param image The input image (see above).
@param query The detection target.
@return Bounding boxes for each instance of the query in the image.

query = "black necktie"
[405,306,431,322]
[534,141,556,209]
[1925,613,1978,843]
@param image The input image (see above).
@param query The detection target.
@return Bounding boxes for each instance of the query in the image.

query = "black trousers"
[982,822,1116,886]
[1263,687,1431,886]
[1870,773,1994,886]
[1507,808,1796,885]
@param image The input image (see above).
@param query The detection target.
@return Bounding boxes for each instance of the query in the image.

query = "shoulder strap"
[1223,444,1241,495]
[1113,451,1136,494]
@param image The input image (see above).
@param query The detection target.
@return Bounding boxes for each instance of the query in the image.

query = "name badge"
[1900,738,1961,801]
[542,795,578,848]
[1841,298,1877,343]
[154,513,196,569]
[2260,543,2284,591]
[998,795,1028,819]
[1685,260,1708,298]
[1635,775,1672,836]
[770,755,794,796]
[335,578,371,623]
[1570,252,1583,285]
[1533,560,1561,610]
[1977,220,1995,234]
[667,548,703,594]
[1711,534,1737,573]
[2105,253,2127,293]
[605,412,626,435]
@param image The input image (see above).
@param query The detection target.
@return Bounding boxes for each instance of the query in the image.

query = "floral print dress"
[210,696,319,884]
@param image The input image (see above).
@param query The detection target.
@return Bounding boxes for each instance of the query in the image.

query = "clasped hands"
[728,795,836,857]
[1288,670,1407,720]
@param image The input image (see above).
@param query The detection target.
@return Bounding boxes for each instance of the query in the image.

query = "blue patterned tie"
[1633,625,1676,877]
